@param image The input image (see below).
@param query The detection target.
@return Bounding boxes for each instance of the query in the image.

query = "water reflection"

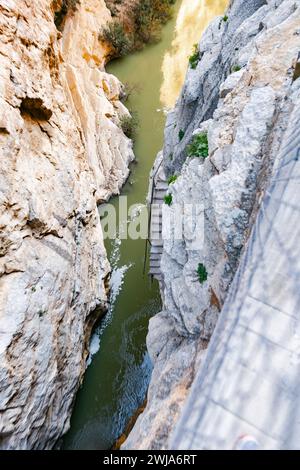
[160,0,229,108]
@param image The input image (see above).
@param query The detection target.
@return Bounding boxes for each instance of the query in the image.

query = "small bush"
[222,15,229,22]
[178,129,185,141]
[133,0,175,46]
[100,22,134,58]
[164,194,173,206]
[168,175,178,185]
[197,263,208,284]
[101,1,176,56]
[187,132,209,159]
[189,44,200,70]
[231,64,241,73]
[121,82,141,102]
[120,112,138,140]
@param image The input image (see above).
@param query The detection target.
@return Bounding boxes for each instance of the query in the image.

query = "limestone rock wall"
[125,0,300,450]
[61,0,134,202]
[0,0,133,449]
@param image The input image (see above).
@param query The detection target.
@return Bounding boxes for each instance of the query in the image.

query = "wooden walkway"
[148,156,168,283]
[170,99,300,449]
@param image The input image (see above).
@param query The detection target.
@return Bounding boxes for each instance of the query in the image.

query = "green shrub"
[222,15,229,22]
[164,194,173,206]
[133,0,175,46]
[120,112,138,139]
[54,0,80,30]
[189,44,200,70]
[197,263,208,284]
[231,64,241,73]
[101,1,176,56]
[187,132,209,159]
[178,129,185,141]
[168,175,178,185]
[100,22,134,58]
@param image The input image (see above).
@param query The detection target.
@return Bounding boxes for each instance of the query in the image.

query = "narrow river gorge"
[62,0,228,450]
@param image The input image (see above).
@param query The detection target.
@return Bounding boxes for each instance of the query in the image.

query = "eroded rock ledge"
[0,0,133,449]
[124,0,300,450]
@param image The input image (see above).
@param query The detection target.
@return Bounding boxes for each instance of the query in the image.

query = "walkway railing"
[170,96,300,450]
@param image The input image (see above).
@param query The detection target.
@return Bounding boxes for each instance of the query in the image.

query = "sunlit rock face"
[61,0,135,202]
[160,0,229,109]
[125,0,300,450]
[0,0,133,449]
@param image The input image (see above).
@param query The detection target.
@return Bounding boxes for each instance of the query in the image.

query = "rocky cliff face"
[0,0,133,449]
[125,0,300,450]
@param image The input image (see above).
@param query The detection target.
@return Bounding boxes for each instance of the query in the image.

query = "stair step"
[152,198,164,204]
[150,258,161,264]
[150,231,162,236]
[150,220,162,226]
[150,246,163,254]
[151,208,162,213]
[151,211,162,217]
[151,201,163,206]
[152,240,163,247]
[151,232,162,244]
[149,268,162,274]
[150,253,162,260]
[150,253,163,259]
[151,217,162,224]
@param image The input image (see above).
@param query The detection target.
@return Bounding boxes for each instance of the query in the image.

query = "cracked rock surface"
[0,0,134,449]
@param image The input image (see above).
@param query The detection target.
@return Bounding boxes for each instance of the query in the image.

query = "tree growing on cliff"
[100,0,176,57]
[119,112,139,140]
[101,22,134,58]
[133,0,176,45]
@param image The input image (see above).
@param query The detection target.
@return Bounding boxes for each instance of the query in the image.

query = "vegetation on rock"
[187,132,209,159]
[100,0,176,58]
[197,263,208,284]
[120,112,139,140]
[101,22,134,57]
[164,193,173,206]
[189,44,200,70]
[231,64,242,72]
[168,175,178,185]
[178,129,185,141]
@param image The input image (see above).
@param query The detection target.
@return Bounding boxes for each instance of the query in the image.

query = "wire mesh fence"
[170,97,300,450]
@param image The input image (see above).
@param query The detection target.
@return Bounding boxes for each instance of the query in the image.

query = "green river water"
[62,2,182,450]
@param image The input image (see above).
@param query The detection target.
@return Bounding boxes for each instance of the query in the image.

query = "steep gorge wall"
[125,0,300,450]
[0,0,133,449]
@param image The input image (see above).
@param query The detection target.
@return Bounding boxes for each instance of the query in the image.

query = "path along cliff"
[0,0,134,449]
[124,0,300,450]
